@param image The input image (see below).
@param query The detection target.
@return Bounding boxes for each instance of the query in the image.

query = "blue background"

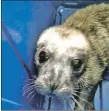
[2,1,109,110]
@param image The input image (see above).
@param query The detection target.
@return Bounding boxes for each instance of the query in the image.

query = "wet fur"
[63,3,109,85]
[63,3,109,110]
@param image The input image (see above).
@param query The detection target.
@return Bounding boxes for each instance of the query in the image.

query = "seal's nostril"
[51,83,59,92]
[51,85,55,91]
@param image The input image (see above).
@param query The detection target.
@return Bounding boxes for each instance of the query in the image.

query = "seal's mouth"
[23,79,89,110]
[46,94,76,110]
[45,87,78,110]
[23,78,91,110]
[47,93,56,97]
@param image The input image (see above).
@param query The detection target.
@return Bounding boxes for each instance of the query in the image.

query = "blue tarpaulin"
[2,1,109,110]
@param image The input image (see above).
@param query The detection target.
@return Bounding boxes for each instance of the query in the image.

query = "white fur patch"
[37,27,89,55]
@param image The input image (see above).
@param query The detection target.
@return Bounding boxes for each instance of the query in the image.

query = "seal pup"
[25,3,109,110]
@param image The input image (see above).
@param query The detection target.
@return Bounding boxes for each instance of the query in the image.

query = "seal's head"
[34,26,92,100]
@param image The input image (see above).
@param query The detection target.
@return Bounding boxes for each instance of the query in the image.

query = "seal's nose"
[47,83,59,97]
[50,82,59,92]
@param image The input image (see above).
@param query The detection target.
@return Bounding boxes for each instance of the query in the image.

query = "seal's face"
[34,26,90,100]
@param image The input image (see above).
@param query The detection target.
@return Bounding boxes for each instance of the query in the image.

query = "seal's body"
[64,4,109,85]
[28,4,109,110]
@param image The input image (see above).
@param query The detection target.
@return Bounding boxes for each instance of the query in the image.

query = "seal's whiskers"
[23,85,36,96]
[27,89,36,100]
[29,90,37,102]
[71,96,84,110]
[72,92,93,107]
[23,82,34,89]
[73,90,89,95]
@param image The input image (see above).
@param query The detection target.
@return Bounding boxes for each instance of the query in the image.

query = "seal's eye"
[39,51,48,63]
[71,59,83,71]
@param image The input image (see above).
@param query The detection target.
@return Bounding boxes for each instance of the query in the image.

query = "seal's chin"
[45,89,73,101]
[47,93,56,98]
[45,92,76,110]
